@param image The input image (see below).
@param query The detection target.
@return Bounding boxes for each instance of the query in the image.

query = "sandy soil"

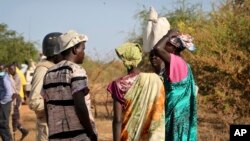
[12,105,112,141]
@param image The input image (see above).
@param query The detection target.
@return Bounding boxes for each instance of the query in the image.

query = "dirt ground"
[13,104,112,141]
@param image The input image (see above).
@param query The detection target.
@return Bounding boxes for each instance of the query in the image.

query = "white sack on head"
[143,7,170,52]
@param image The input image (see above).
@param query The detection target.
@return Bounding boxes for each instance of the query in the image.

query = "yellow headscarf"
[115,42,142,70]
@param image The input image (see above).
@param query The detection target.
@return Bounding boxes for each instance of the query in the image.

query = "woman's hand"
[166,29,180,38]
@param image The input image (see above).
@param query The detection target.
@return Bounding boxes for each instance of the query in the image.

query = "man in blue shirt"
[0,63,14,141]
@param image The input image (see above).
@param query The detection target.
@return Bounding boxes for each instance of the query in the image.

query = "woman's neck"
[155,67,162,75]
[127,68,140,74]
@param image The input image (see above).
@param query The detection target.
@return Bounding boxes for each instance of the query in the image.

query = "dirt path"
[17,105,112,141]
[12,105,36,141]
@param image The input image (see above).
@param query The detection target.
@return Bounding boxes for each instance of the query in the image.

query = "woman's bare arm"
[153,34,171,64]
[113,100,122,141]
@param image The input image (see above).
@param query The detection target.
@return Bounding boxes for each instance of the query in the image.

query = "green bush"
[0,23,39,64]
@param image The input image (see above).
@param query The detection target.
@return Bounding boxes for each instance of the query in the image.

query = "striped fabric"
[43,60,92,140]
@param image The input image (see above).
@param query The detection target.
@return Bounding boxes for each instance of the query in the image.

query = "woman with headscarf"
[153,29,197,141]
[107,43,165,141]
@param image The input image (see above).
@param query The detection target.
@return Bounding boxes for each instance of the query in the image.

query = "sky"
[0,0,215,61]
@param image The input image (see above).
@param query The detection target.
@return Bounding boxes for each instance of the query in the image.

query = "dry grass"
[198,94,250,141]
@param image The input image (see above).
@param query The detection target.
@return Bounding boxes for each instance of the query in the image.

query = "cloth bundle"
[143,7,170,52]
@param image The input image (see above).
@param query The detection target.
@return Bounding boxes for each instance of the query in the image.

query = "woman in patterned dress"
[107,42,165,141]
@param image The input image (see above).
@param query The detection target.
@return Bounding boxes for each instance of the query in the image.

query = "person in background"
[0,63,14,141]
[153,29,197,141]
[13,63,27,104]
[39,53,47,62]
[43,30,97,141]
[107,42,165,141]
[8,63,29,141]
[20,61,28,75]
[149,49,165,78]
[25,59,36,101]
[29,32,63,141]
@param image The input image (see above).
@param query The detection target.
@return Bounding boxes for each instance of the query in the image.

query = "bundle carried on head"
[143,7,170,53]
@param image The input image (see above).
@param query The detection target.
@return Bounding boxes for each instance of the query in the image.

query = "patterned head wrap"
[115,42,142,70]
[169,34,196,52]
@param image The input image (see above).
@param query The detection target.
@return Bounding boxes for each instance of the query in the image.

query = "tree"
[0,23,39,65]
